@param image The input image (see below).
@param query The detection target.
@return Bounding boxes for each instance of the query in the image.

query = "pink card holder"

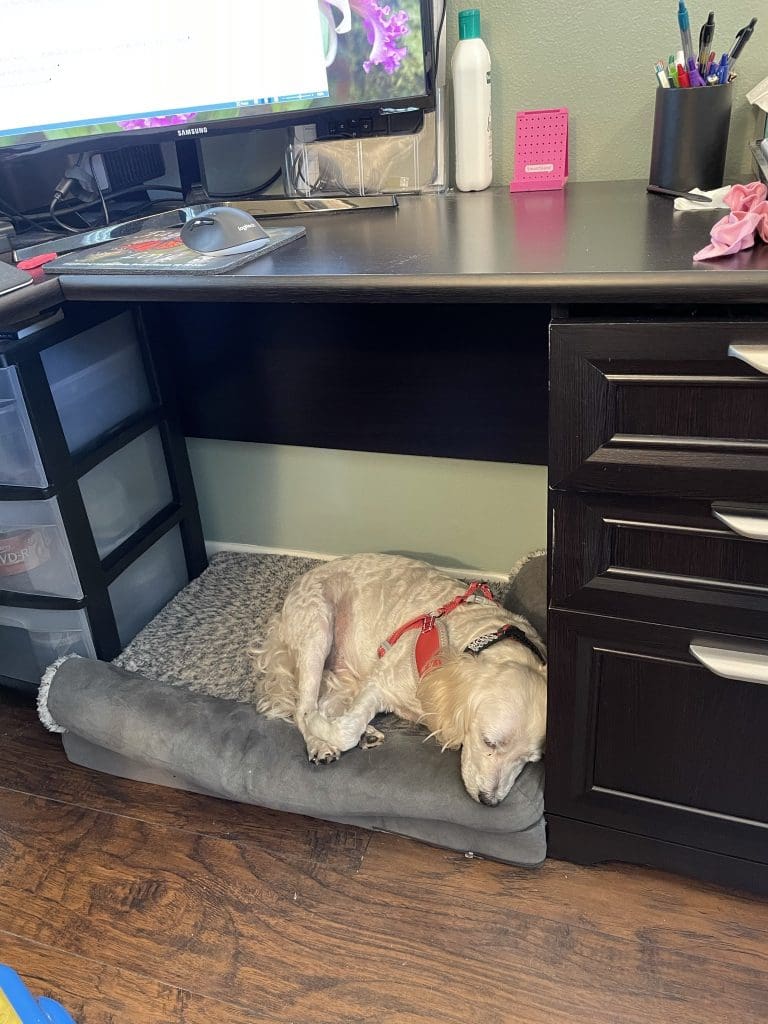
[509,108,569,192]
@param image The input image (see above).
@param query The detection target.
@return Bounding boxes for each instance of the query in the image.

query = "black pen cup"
[649,83,732,192]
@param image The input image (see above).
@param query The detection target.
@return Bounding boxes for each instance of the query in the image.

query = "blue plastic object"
[0,966,77,1024]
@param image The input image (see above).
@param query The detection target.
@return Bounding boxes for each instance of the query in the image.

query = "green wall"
[444,0,764,185]
[189,441,547,573]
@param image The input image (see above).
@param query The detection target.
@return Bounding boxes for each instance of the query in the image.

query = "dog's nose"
[478,791,499,807]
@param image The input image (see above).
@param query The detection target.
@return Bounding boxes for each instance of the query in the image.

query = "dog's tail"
[248,614,300,721]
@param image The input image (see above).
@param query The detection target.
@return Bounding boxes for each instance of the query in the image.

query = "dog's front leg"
[304,684,384,758]
[287,604,341,765]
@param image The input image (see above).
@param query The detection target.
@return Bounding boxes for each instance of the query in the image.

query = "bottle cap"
[458,8,481,40]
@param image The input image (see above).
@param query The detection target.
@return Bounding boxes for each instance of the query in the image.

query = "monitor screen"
[0,0,433,151]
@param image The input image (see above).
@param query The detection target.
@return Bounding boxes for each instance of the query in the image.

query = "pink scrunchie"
[694,182,768,261]
[724,181,768,213]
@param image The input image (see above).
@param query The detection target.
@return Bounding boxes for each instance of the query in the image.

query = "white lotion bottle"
[451,8,492,192]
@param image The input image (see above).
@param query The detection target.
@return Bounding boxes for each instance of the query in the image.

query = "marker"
[668,55,679,86]
[716,52,729,84]
[677,1,696,66]
[687,57,706,87]
[656,64,671,88]
[728,17,758,75]
[697,11,716,73]
[677,62,690,88]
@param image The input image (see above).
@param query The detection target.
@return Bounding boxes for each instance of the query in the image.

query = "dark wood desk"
[3,181,767,893]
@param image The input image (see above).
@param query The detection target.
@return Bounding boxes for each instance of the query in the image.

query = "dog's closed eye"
[483,736,498,750]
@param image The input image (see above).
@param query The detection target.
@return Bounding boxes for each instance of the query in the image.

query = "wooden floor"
[1,693,766,1024]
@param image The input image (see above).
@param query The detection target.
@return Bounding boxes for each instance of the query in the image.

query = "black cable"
[48,178,85,234]
[0,196,57,235]
[89,153,109,227]
[209,167,283,199]
[22,184,184,224]
[49,194,83,234]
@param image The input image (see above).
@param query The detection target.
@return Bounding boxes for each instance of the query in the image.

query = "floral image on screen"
[320,0,425,104]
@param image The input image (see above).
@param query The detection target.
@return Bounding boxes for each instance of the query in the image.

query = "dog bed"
[38,552,547,866]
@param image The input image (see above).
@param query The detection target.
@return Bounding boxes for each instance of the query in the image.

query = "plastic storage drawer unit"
[41,311,153,453]
[0,497,81,599]
[0,605,95,687]
[79,427,174,559]
[0,365,47,488]
[108,526,189,647]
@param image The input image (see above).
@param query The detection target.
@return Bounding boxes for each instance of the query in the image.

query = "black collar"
[464,624,546,665]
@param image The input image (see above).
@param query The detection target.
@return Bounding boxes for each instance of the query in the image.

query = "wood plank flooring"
[0,691,766,1024]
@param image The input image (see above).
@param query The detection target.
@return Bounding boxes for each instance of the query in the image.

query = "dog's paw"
[306,737,341,765]
[359,725,385,750]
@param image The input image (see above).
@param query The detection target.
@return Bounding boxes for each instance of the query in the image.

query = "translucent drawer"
[41,312,153,454]
[79,427,173,559]
[0,605,95,688]
[0,365,47,488]
[0,497,81,599]
[109,526,188,648]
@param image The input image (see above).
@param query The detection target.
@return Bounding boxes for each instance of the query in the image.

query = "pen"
[677,1,696,66]
[697,11,716,73]
[728,17,758,74]
[677,62,690,88]
[716,52,729,84]
[655,63,671,87]
[668,55,679,86]
[687,57,706,87]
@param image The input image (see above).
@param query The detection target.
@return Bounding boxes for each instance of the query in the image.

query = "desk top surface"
[2,180,767,320]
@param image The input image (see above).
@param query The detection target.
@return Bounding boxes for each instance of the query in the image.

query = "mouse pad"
[44,225,306,275]
[0,261,33,296]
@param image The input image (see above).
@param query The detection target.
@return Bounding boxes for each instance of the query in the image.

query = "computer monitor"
[0,0,436,154]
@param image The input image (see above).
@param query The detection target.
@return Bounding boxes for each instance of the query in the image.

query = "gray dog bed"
[38,552,547,865]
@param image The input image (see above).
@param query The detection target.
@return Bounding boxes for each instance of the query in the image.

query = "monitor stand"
[175,139,398,216]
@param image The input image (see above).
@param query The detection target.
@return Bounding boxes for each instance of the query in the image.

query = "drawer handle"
[712,503,768,541]
[728,343,768,375]
[689,644,768,685]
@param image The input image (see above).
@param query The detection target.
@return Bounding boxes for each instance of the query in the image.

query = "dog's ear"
[416,654,477,750]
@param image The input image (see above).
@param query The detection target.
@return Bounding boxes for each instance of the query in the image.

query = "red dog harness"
[377,581,497,677]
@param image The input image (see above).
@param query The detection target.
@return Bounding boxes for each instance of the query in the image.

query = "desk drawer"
[551,491,768,637]
[546,610,768,862]
[550,321,768,498]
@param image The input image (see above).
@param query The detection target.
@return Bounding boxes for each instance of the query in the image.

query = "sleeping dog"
[251,553,546,805]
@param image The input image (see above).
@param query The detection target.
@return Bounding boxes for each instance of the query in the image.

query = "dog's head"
[418,650,547,806]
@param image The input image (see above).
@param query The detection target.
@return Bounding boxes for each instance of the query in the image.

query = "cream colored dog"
[252,553,547,805]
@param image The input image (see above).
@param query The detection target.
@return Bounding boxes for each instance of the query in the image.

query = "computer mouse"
[180,206,270,255]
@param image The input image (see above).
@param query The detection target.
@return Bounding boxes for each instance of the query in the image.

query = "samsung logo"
[177,126,208,136]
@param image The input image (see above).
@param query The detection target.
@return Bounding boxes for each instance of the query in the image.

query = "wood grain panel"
[1,700,768,1024]
[0,933,260,1024]
[146,302,549,465]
